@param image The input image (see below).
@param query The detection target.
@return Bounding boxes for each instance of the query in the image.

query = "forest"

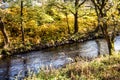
[0,0,120,80]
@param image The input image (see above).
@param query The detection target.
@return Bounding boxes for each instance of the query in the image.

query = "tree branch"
[78,0,87,8]
[52,2,75,15]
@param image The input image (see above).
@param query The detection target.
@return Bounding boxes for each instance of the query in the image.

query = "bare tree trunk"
[91,0,114,55]
[74,0,79,34]
[74,11,78,34]
[93,25,99,33]
[65,13,70,34]
[111,15,117,50]
[21,0,25,45]
[103,22,112,55]
[0,20,9,48]
[106,35,112,55]
[97,16,112,55]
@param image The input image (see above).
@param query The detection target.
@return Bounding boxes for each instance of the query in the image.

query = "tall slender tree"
[20,0,24,45]
[49,0,86,34]
[0,1,9,48]
[74,0,87,33]
[91,0,116,55]
[0,17,9,48]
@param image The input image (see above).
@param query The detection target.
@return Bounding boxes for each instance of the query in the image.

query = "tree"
[20,0,24,45]
[73,0,86,33]
[0,10,9,48]
[0,1,10,48]
[91,0,117,55]
[65,11,70,34]
[48,0,86,34]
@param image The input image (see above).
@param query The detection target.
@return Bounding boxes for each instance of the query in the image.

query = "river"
[0,36,120,80]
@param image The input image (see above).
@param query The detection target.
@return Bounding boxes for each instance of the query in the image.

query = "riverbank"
[0,32,104,58]
[25,53,120,80]
[0,7,120,58]
[1,6,120,58]
[1,31,120,59]
[0,11,99,58]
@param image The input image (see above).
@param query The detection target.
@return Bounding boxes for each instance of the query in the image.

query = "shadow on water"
[0,36,120,80]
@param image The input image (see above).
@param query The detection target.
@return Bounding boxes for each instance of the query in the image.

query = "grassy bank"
[24,53,120,80]
[0,7,120,56]
[0,7,99,56]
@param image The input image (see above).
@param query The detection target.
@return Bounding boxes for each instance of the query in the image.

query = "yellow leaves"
[39,24,59,36]
[30,20,36,24]
[33,36,41,44]
[27,20,37,27]
[0,9,8,18]
[78,16,97,33]
[9,8,20,15]
[6,9,13,14]
[24,36,41,45]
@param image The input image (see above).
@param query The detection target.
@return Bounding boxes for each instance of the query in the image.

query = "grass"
[24,53,120,80]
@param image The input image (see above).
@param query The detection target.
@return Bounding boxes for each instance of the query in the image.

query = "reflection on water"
[115,36,120,51]
[80,41,99,58]
[0,37,120,80]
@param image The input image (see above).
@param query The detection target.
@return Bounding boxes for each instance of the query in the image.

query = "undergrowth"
[24,53,120,80]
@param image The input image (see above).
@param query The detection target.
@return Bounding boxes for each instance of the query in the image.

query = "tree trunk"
[98,17,112,55]
[91,0,114,55]
[0,21,9,48]
[103,22,112,55]
[21,0,25,45]
[74,11,78,34]
[93,25,99,33]
[74,0,79,34]
[65,13,70,34]
[106,35,112,55]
